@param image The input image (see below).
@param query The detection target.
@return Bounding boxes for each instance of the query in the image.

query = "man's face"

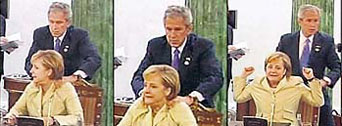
[298,10,320,37]
[164,17,192,48]
[48,11,70,37]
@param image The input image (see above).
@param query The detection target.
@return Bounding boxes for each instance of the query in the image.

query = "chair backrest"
[237,100,320,125]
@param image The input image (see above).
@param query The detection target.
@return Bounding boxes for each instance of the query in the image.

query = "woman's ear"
[165,87,172,96]
[48,69,53,77]
[283,70,286,76]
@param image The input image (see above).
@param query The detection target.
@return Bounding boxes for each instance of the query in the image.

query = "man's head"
[297,4,321,37]
[163,5,193,48]
[48,2,72,37]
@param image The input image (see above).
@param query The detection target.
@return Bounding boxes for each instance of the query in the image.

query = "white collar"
[53,29,67,42]
[171,37,187,53]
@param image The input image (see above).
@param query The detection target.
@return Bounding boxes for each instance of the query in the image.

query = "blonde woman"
[4,50,83,125]
[119,65,197,126]
[233,52,323,126]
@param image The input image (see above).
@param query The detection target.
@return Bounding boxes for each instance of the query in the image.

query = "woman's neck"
[40,80,53,93]
[268,80,279,88]
[150,100,167,116]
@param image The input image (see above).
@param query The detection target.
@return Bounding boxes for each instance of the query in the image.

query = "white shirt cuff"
[73,70,88,79]
[323,76,331,85]
[189,91,205,102]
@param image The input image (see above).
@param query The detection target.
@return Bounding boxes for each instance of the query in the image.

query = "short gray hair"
[164,5,193,26]
[48,2,72,21]
[298,4,321,19]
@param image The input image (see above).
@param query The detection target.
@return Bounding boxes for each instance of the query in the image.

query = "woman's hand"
[3,113,17,125]
[302,67,314,80]
[241,66,254,78]
[43,117,54,126]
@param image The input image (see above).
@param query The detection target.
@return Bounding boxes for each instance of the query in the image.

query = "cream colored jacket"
[118,97,197,126]
[7,81,83,125]
[233,76,323,126]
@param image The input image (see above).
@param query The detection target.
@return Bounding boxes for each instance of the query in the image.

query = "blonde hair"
[264,52,292,79]
[143,65,180,101]
[31,50,64,82]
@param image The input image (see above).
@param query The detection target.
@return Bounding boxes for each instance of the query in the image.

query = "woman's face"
[266,59,286,84]
[30,59,51,84]
[143,74,170,107]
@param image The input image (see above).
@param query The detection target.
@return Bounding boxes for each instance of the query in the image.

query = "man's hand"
[3,113,17,125]
[241,66,254,78]
[319,79,329,88]
[0,37,8,46]
[175,96,194,105]
[63,75,78,83]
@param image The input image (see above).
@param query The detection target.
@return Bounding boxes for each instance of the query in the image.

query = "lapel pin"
[186,57,191,61]
[314,45,321,52]
[184,61,190,66]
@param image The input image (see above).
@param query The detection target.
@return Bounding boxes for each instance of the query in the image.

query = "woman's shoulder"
[23,82,40,93]
[169,101,192,113]
[56,82,77,94]
[287,76,304,84]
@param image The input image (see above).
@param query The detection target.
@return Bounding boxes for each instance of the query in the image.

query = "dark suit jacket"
[25,25,101,80]
[0,14,5,76]
[276,31,341,88]
[131,33,224,107]
[228,25,233,80]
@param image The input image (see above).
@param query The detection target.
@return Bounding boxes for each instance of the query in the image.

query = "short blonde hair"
[31,50,64,81]
[264,52,292,79]
[143,65,180,101]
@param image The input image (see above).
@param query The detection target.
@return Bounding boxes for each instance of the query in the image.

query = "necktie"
[54,38,61,51]
[172,48,180,69]
[300,39,311,68]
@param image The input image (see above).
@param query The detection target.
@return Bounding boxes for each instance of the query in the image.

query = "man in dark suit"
[228,25,233,82]
[131,5,223,108]
[0,14,6,78]
[277,4,341,126]
[25,2,101,82]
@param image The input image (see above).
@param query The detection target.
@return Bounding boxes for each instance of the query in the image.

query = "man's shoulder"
[185,33,214,50]
[34,25,50,33]
[280,32,298,39]
[316,32,333,41]
[67,26,89,36]
[147,35,168,47]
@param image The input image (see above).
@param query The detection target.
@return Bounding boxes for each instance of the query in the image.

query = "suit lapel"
[59,27,71,54]
[163,40,172,65]
[309,32,322,66]
[292,32,301,75]
[45,26,54,49]
[179,35,193,70]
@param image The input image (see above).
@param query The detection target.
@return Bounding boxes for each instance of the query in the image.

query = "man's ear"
[186,24,193,35]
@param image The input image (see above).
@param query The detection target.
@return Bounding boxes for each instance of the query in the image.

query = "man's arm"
[76,31,101,80]
[195,42,223,101]
[130,42,154,98]
[24,30,41,76]
[325,40,341,88]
